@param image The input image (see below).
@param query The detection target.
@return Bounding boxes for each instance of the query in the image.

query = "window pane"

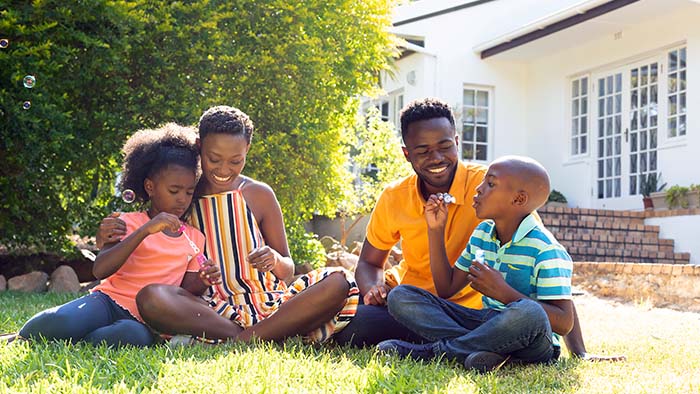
[680,115,686,136]
[631,90,638,109]
[606,158,612,176]
[631,111,638,130]
[476,108,488,125]
[680,47,686,68]
[598,160,604,178]
[606,117,613,136]
[477,91,488,106]
[615,157,621,176]
[669,95,677,115]
[650,128,657,149]
[598,119,604,137]
[615,137,621,155]
[476,126,487,142]
[650,151,657,171]
[680,92,686,114]
[572,80,579,98]
[650,63,658,83]
[641,130,647,150]
[606,179,612,198]
[598,139,604,158]
[463,144,474,159]
[572,138,579,155]
[615,74,621,92]
[668,118,677,138]
[475,144,487,161]
[582,78,588,95]
[463,125,474,141]
[631,69,638,88]
[669,50,678,72]
[572,119,579,135]
[606,138,612,156]
[669,73,677,92]
[641,65,648,86]
[580,117,587,134]
[598,180,604,199]
[464,108,475,123]
[641,152,647,172]
[581,98,588,115]
[464,90,475,105]
[614,178,621,197]
[606,76,613,94]
[630,175,637,195]
[631,133,638,152]
[598,78,605,96]
[631,154,637,172]
[615,115,621,134]
[680,70,686,91]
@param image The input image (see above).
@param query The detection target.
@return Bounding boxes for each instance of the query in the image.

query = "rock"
[326,251,359,271]
[8,271,49,293]
[49,265,81,293]
[0,275,6,291]
[349,241,363,256]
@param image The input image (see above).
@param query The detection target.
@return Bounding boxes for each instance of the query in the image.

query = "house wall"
[525,6,700,209]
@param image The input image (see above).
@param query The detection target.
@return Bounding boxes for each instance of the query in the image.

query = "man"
[334,97,624,362]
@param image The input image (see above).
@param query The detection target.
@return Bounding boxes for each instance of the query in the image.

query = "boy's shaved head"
[491,155,550,211]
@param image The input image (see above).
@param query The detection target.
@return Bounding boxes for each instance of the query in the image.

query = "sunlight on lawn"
[1,291,699,393]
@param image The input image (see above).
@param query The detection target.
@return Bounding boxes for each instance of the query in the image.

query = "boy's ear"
[513,190,528,207]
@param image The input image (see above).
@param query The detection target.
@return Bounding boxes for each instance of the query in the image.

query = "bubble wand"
[178,224,207,267]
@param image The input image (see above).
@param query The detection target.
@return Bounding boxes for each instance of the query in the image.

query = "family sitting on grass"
[7,98,624,372]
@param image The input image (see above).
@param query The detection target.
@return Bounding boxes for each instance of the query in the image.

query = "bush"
[0,0,398,260]
[548,190,567,203]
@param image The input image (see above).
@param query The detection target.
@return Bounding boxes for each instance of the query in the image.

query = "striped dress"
[192,189,359,342]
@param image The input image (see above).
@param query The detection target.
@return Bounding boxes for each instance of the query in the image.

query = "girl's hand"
[198,258,222,286]
[97,212,126,248]
[144,212,181,234]
[424,194,448,230]
[247,246,279,272]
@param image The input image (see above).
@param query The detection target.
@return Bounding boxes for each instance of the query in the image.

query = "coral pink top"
[92,211,205,321]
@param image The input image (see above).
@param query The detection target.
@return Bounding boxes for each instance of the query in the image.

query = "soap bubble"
[0,39,8,48]
[22,101,31,110]
[121,189,136,203]
[23,75,36,89]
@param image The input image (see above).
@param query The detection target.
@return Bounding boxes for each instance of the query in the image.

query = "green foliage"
[548,190,567,203]
[665,185,689,209]
[0,0,399,258]
[639,172,666,197]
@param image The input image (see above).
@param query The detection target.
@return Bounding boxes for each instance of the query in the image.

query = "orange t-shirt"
[92,211,205,321]
[366,161,486,308]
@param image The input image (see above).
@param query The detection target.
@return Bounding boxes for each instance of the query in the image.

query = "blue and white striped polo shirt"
[456,213,573,312]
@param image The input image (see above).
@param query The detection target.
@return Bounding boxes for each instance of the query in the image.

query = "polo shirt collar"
[484,212,538,244]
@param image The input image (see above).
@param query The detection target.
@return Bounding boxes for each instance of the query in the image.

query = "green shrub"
[0,0,398,260]
[548,190,567,203]
[665,185,689,209]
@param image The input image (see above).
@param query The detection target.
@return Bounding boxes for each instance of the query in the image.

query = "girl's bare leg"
[136,284,242,340]
[237,272,350,341]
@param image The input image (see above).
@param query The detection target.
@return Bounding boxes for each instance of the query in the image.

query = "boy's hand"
[198,258,222,286]
[424,194,448,230]
[363,283,391,306]
[144,212,181,234]
[467,260,513,301]
[97,212,126,248]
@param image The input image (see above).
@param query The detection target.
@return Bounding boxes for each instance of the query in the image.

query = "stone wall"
[573,262,700,312]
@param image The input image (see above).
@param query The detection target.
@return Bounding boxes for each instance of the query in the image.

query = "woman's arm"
[243,181,295,282]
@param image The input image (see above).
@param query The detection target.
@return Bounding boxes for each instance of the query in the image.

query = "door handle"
[625,128,629,142]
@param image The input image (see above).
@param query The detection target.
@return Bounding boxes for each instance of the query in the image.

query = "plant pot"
[642,196,654,210]
[650,191,668,210]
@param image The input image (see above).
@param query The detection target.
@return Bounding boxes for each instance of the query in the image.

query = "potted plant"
[640,173,666,209]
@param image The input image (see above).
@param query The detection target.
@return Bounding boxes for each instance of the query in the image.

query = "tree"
[332,107,412,248]
[0,0,399,266]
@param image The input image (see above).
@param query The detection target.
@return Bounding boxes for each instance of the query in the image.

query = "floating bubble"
[23,75,36,89]
[438,192,455,204]
[0,39,8,48]
[121,189,136,203]
[22,101,31,110]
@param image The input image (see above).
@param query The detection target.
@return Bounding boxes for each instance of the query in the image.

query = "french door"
[593,57,661,209]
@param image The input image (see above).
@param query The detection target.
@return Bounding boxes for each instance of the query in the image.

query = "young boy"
[378,155,574,373]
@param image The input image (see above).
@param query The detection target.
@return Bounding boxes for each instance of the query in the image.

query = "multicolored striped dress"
[191,189,359,342]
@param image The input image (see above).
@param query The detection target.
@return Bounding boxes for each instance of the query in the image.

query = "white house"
[369,0,700,263]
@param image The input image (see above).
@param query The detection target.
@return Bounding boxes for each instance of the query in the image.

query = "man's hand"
[363,283,392,306]
[574,352,627,362]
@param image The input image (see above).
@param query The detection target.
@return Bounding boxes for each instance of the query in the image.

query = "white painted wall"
[646,215,700,265]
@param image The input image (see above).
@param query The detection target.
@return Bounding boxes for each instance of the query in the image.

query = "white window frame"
[570,75,590,157]
[460,85,492,163]
[666,46,687,140]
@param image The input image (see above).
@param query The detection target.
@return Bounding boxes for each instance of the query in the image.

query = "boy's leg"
[236,271,350,341]
[332,303,427,347]
[136,284,242,340]
[386,285,490,342]
[441,298,554,363]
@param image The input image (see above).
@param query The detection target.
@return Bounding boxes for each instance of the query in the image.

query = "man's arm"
[355,239,391,305]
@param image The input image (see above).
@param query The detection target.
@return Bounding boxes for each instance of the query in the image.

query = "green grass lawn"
[1,291,698,393]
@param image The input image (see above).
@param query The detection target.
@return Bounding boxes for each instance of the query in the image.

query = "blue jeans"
[19,291,155,347]
[333,300,427,347]
[387,285,557,363]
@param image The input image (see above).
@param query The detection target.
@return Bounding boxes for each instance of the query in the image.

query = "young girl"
[18,123,219,347]
[101,106,359,344]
